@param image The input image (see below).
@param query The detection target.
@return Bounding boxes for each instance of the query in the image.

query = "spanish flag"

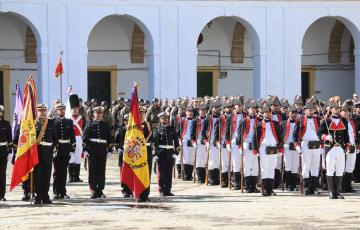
[121,84,150,198]
[10,77,39,191]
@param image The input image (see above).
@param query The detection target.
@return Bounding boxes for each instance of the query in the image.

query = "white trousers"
[345,152,356,173]
[69,136,82,164]
[196,141,208,168]
[243,149,259,177]
[221,147,230,173]
[326,146,345,176]
[181,138,196,165]
[259,145,278,179]
[284,144,299,173]
[231,139,242,173]
[301,141,321,179]
[208,144,220,170]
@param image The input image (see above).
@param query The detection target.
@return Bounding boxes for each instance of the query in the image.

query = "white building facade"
[1,0,360,119]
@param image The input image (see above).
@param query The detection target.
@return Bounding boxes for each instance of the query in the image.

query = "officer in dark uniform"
[53,103,76,199]
[83,106,112,199]
[34,104,58,204]
[153,112,180,197]
[0,105,12,201]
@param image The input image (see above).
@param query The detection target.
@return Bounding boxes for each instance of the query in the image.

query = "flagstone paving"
[1,155,360,229]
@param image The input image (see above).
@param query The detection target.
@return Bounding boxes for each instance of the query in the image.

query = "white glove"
[325,135,333,142]
[226,144,231,152]
[295,146,301,154]
[172,154,177,159]
[192,143,197,148]
[356,149,360,154]
[153,155,159,162]
[107,152,112,158]
[69,152,74,157]
[216,142,220,149]
[53,151,57,158]
[117,148,123,155]
[84,151,89,158]
[7,153,13,162]
[205,142,210,149]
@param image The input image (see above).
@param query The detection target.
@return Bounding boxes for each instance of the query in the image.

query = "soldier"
[318,102,349,199]
[119,99,131,125]
[0,105,12,201]
[48,99,61,119]
[34,104,58,204]
[179,106,197,181]
[294,95,303,119]
[295,102,321,195]
[220,102,232,188]
[101,101,113,128]
[53,103,76,199]
[281,105,301,191]
[68,94,86,183]
[195,105,209,183]
[83,106,112,199]
[280,99,290,121]
[241,100,260,192]
[340,104,357,193]
[153,112,180,197]
[86,99,97,122]
[253,103,283,196]
[146,98,162,131]
[112,97,124,128]
[352,101,360,182]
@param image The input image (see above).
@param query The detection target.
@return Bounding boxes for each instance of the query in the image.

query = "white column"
[148,48,160,99]
[178,47,197,98]
[355,48,360,94]
[37,46,49,105]
[253,48,267,98]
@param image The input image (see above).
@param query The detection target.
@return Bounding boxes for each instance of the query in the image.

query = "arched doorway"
[0,12,41,120]
[87,15,154,103]
[301,17,357,101]
[196,16,261,98]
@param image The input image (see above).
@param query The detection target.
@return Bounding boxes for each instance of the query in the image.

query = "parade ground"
[0,156,359,230]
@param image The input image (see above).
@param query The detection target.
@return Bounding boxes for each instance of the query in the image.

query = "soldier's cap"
[246,99,258,109]
[92,106,105,113]
[343,99,354,106]
[303,102,315,110]
[123,114,130,120]
[185,106,194,112]
[125,99,131,104]
[55,103,66,110]
[118,97,125,102]
[261,103,271,113]
[353,93,358,96]
[101,101,108,106]
[341,104,350,112]
[152,98,159,103]
[257,99,266,108]
[329,102,341,109]
[222,101,233,109]
[199,104,208,111]
[0,105,4,112]
[53,99,61,105]
[37,103,48,110]
[293,95,303,105]
[281,99,290,108]
[288,104,297,112]
[211,101,221,109]
[267,96,281,106]
[90,99,97,103]
[157,112,169,119]
[354,101,360,108]
[232,99,242,106]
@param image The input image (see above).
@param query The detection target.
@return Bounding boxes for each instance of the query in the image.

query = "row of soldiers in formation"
[0,93,359,204]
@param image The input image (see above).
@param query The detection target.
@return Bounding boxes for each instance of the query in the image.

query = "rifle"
[299,152,304,195]
[228,147,232,190]
[280,154,285,191]
[84,156,88,171]
[241,148,244,193]
[193,118,199,183]
[219,116,223,188]
[205,144,210,186]
[179,117,185,180]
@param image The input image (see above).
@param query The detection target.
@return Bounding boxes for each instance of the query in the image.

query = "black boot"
[200,168,206,183]
[188,165,194,181]
[221,172,228,188]
[347,173,356,193]
[208,170,215,186]
[183,164,191,181]
[196,168,204,183]
[245,176,251,192]
[262,179,269,196]
[342,172,349,193]
[176,164,182,179]
[327,176,337,199]
[304,178,314,195]
[213,169,220,185]
[74,164,83,182]
[335,176,344,199]
[68,163,74,183]
[22,192,30,201]
[285,171,292,191]
[233,172,241,190]
[311,176,320,194]
[250,176,260,193]
[269,179,276,196]
[274,169,281,188]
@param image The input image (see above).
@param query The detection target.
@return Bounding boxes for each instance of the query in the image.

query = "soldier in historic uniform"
[294,95,303,119]
[34,104,58,204]
[179,106,197,181]
[253,103,283,196]
[340,104,358,193]
[68,94,86,183]
[241,99,260,192]
[195,105,209,183]
[318,102,350,199]
[53,103,76,199]
[83,106,112,199]
[0,105,13,201]
[295,102,321,195]
[281,105,301,191]
[146,98,162,131]
[220,102,232,188]
[153,112,180,197]
[352,101,360,182]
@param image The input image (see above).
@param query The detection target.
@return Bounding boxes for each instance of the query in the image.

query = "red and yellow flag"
[54,57,64,79]
[121,84,150,198]
[10,77,39,191]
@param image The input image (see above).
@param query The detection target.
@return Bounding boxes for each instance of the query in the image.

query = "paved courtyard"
[1,156,360,230]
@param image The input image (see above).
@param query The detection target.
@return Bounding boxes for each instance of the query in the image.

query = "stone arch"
[231,22,246,64]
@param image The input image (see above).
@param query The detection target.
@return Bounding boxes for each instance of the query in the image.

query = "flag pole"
[30,172,34,204]
[60,73,63,102]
